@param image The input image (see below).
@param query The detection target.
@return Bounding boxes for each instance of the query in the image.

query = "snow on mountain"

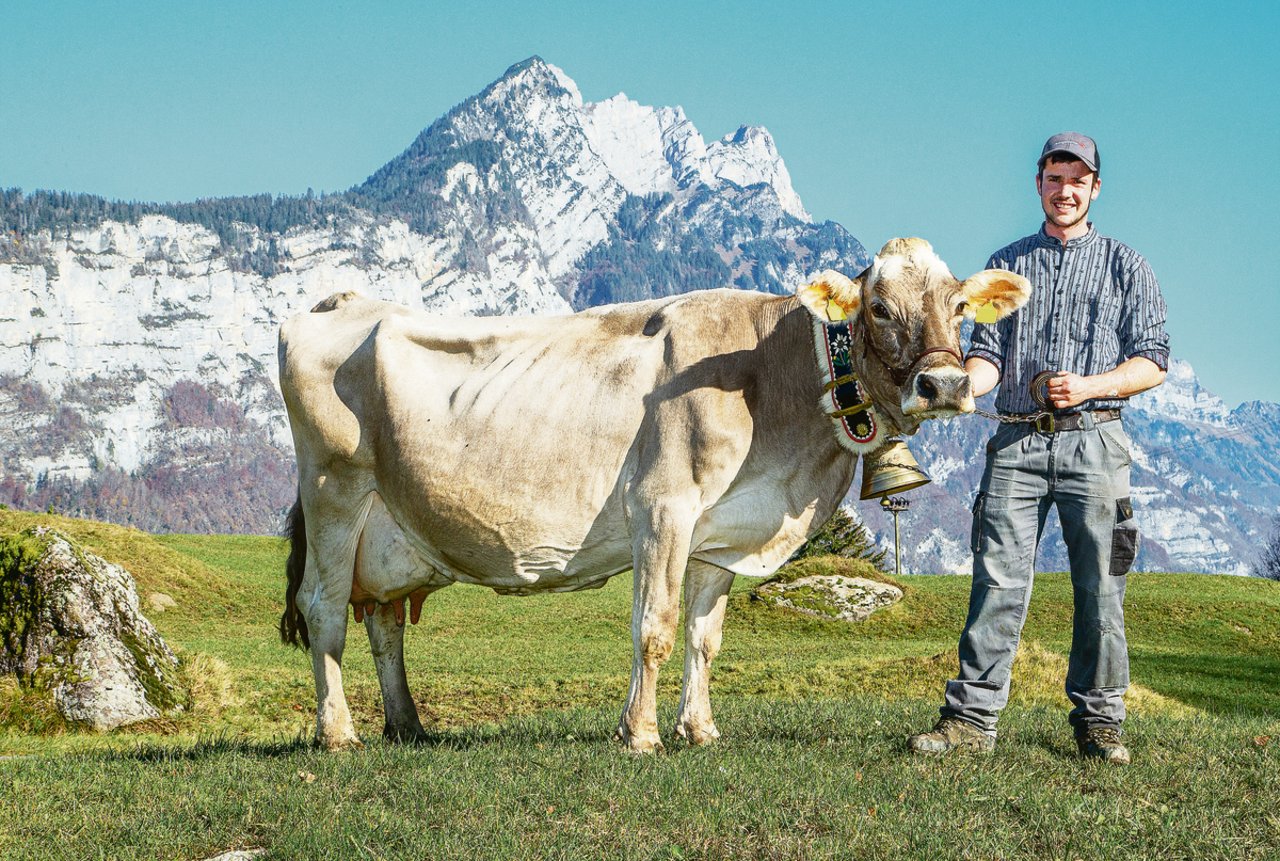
[580,95,685,196]
[578,96,808,221]
[1,56,1274,572]
[703,125,809,221]
[0,57,862,534]
[1130,357,1233,427]
[855,361,1280,577]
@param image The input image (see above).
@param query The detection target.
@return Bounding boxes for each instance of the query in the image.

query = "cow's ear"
[960,269,1032,320]
[797,269,863,322]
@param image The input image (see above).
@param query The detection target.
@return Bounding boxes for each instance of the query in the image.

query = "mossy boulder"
[756,557,903,623]
[1,525,187,730]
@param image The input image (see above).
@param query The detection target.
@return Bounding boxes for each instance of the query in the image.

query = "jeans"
[941,412,1138,733]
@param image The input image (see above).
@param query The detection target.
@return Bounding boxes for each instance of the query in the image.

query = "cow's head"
[798,238,1030,425]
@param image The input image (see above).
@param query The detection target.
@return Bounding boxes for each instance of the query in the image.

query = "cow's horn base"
[859,439,931,500]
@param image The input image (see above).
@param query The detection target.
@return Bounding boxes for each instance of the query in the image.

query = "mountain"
[345,58,855,309]
[1,57,1277,573]
[859,357,1280,576]
[0,57,865,535]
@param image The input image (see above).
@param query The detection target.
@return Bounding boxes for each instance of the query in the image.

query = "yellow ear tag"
[826,299,847,322]
[974,300,998,324]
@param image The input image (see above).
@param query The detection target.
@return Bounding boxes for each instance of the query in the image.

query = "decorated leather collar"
[812,318,882,454]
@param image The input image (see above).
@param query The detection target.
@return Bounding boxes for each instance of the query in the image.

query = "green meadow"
[2,508,1278,860]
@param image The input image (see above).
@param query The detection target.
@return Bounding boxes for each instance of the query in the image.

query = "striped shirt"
[967,224,1170,415]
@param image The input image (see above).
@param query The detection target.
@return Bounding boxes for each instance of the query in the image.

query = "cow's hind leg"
[356,494,446,743]
[293,489,379,751]
[365,602,429,742]
[616,503,695,754]
[675,561,736,745]
[299,552,363,750]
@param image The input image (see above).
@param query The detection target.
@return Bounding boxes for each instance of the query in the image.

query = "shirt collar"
[1036,223,1098,249]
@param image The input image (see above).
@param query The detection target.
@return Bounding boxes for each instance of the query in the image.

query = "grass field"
[2,509,1278,860]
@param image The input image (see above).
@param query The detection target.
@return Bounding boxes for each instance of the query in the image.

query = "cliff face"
[0,58,864,535]
[2,57,1276,573]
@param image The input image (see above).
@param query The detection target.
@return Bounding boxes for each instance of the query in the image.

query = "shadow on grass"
[88,734,314,763]
[64,684,1271,765]
[81,713,624,762]
[1134,651,1280,715]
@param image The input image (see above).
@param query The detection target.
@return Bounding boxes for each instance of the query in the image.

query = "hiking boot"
[907,716,995,755]
[1075,724,1131,765]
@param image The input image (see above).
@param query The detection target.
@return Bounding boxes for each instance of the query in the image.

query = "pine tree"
[791,506,888,571]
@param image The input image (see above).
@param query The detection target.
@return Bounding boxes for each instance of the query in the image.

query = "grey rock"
[147,591,177,613]
[756,575,903,623]
[0,526,186,730]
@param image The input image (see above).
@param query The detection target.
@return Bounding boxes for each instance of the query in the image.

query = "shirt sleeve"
[1118,257,1170,371]
[964,254,1008,377]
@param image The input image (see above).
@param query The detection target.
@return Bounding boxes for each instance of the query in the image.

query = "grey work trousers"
[941,412,1138,733]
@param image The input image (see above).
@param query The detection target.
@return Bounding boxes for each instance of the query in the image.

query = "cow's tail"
[280,495,311,650]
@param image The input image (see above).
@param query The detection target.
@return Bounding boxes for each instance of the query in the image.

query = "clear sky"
[4,1,1277,406]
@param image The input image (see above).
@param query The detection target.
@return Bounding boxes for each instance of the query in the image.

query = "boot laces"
[1086,725,1122,746]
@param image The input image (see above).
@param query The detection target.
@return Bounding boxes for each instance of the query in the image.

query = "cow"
[277,237,1031,752]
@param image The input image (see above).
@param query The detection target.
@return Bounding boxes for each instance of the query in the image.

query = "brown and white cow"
[278,237,1030,751]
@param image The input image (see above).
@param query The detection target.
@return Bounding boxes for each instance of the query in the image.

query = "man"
[908,132,1169,764]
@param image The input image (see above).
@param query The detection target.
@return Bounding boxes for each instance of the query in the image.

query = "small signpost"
[879,495,911,577]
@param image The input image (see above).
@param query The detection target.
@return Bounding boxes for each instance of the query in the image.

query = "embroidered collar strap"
[813,318,881,452]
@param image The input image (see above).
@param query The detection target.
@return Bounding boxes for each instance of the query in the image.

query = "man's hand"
[1046,371,1095,409]
[1044,358,1166,409]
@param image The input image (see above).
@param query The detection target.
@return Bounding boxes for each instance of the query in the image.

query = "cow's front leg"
[366,598,429,743]
[616,505,694,754]
[300,557,363,750]
[675,561,736,745]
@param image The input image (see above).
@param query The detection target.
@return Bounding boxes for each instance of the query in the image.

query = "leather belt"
[1029,408,1122,434]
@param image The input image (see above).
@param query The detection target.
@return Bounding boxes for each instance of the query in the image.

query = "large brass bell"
[859,438,932,500]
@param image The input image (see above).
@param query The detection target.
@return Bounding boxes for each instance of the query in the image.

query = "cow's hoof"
[675,720,721,746]
[316,732,364,752]
[614,724,664,754]
[627,736,665,755]
[383,724,430,745]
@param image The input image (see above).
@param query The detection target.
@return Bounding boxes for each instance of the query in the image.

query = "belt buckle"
[1035,414,1056,434]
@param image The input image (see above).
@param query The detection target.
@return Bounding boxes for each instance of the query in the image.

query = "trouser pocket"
[970,492,986,554]
[1109,497,1138,576]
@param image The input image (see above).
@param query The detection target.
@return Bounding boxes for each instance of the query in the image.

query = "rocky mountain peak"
[580,94,694,196]
[703,124,808,221]
[420,59,810,222]
[1131,357,1233,426]
[494,56,574,96]
[2,58,1274,576]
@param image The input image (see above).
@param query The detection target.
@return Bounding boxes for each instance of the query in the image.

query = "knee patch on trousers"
[1109,497,1138,576]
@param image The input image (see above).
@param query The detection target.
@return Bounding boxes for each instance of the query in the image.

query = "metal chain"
[972,370,1058,425]
[973,405,1050,424]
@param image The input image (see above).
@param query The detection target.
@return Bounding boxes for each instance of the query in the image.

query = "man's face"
[1036,158,1100,231]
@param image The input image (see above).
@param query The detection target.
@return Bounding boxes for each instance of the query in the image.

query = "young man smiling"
[908,132,1170,764]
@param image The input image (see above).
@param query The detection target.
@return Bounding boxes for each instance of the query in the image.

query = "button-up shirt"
[967,224,1170,415]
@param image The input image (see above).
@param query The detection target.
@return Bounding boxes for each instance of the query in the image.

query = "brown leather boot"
[1076,724,1131,765]
[907,716,996,755]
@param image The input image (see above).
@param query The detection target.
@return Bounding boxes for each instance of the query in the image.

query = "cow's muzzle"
[902,364,973,418]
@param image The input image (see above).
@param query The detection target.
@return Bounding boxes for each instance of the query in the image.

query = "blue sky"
[4,1,1277,405]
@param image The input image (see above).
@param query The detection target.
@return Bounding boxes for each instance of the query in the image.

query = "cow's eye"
[870,302,891,320]
[956,301,968,316]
